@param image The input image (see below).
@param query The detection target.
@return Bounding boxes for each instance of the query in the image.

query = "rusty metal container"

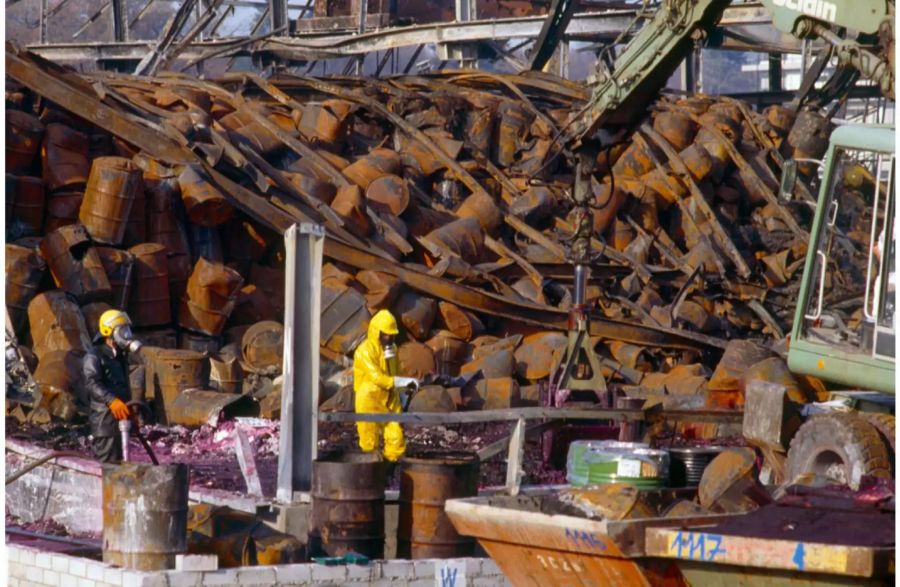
[27,290,92,359]
[102,463,189,571]
[241,321,283,373]
[342,148,402,189]
[398,451,479,559]
[309,451,386,559]
[179,330,222,355]
[95,247,135,309]
[45,190,84,233]
[423,217,483,265]
[42,123,90,191]
[330,184,371,238]
[39,224,112,303]
[123,180,147,246]
[425,331,469,377]
[33,349,85,413]
[461,348,515,379]
[210,354,243,394]
[295,99,355,145]
[7,110,45,171]
[189,225,224,264]
[79,157,142,245]
[9,175,45,235]
[393,292,437,341]
[438,302,484,341]
[398,342,435,379]
[178,165,234,227]
[456,191,503,233]
[6,244,47,335]
[514,332,568,380]
[365,174,409,216]
[135,327,178,349]
[356,270,402,311]
[652,111,697,151]
[148,349,209,424]
[179,257,244,336]
[285,172,337,205]
[128,243,171,327]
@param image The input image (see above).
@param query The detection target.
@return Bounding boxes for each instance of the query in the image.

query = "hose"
[5,451,88,486]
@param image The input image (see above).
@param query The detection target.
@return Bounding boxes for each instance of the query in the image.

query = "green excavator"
[547,0,895,487]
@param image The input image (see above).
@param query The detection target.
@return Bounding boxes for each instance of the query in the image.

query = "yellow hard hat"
[99,309,132,338]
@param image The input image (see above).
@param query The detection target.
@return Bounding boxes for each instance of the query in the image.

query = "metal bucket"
[45,191,84,233]
[566,441,669,489]
[240,320,283,373]
[42,123,90,191]
[102,463,189,571]
[39,224,112,303]
[95,246,136,310]
[79,157,142,245]
[178,165,233,227]
[669,446,725,488]
[7,109,45,171]
[9,175,45,235]
[398,451,479,559]
[423,217,484,265]
[6,244,47,335]
[149,349,209,424]
[27,290,92,359]
[128,243,171,327]
[309,451,386,559]
[178,257,244,336]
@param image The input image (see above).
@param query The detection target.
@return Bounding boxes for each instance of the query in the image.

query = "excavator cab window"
[799,148,895,359]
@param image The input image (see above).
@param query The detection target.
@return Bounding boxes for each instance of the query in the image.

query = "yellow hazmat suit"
[353,309,406,461]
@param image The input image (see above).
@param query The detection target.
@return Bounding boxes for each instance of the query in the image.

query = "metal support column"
[768,52,782,92]
[111,0,128,42]
[271,0,289,35]
[276,223,325,503]
[39,0,49,44]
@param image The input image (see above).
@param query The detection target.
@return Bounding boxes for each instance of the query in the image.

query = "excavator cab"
[783,124,895,394]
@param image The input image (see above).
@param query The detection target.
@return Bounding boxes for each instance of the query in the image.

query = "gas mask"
[383,343,399,376]
[112,325,143,354]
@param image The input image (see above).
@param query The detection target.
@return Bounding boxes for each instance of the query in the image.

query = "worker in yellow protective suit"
[353,309,418,462]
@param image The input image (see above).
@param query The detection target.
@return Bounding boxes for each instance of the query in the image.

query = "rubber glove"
[393,376,419,392]
[109,398,131,420]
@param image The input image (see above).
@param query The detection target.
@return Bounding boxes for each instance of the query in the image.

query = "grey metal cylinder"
[102,463,189,570]
[573,264,589,306]
[669,446,725,487]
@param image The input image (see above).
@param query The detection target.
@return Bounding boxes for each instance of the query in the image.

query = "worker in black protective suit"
[82,309,145,463]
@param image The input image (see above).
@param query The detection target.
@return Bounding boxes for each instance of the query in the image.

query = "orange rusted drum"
[33,349,85,411]
[123,178,147,246]
[28,290,92,359]
[612,141,655,178]
[241,321,283,373]
[178,330,221,355]
[398,342,435,379]
[95,247,136,310]
[653,111,697,152]
[8,175,45,235]
[179,257,244,336]
[342,148,402,189]
[356,269,402,311]
[461,348,515,379]
[295,99,355,144]
[398,451,479,559]
[496,102,533,167]
[39,224,112,303]
[42,123,90,191]
[79,157,143,245]
[6,244,48,335]
[425,331,469,377]
[285,172,337,205]
[45,191,84,233]
[456,191,503,233]
[102,463,189,571]
[463,377,520,410]
[128,243,171,327]
[393,292,437,341]
[309,451,386,559]
[7,110,45,171]
[330,184,371,238]
[177,165,233,227]
[438,302,484,341]
[149,348,209,424]
[423,217,484,265]
[209,354,243,394]
[365,174,409,216]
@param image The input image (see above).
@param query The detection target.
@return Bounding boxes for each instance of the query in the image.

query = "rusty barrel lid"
[79,156,143,245]
[365,174,409,216]
[241,321,283,373]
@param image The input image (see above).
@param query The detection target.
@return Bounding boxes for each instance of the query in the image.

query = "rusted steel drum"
[455,191,503,233]
[123,175,147,246]
[179,331,222,355]
[309,451,386,559]
[398,452,479,559]
[128,243,171,327]
[393,292,437,341]
[398,342,435,380]
[27,290,92,359]
[95,247,135,310]
[179,258,244,336]
[356,270,402,311]
[33,349,85,410]
[514,332,568,380]
[330,184,371,238]
[149,349,209,424]
[42,123,90,191]
[45,191,84,233]
[460,348,515,379]
[79,157,142,245]
[6,244,47,335]
[39,224,112,303]
[210,354,243,394]
[81,302,112,341]
[145,174,191,314]
[9,175,45,235]
[438,302,485,341]
[178,165,233,227]
[134,327,178,349]
[496,103,533,167]
[423,217,484,265]
[241,321,283,373]
[652,111,697,152]
[342,148,402,190]
[365,174,409,216]
[285,172,336,205]
[7,110,45,171]
[425,331,469,377]
[295,99,355,144]
[189,225,224,264]
[102,463,189,571]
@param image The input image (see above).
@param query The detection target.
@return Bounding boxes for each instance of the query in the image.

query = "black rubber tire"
[786,413,892,488]
[860,412,895,475]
